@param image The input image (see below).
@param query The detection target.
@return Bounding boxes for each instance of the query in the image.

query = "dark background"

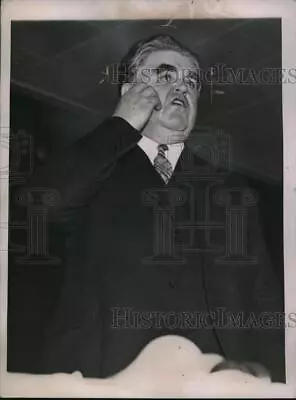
[8,19,283,373]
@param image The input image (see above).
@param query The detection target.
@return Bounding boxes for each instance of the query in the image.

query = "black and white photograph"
[1,0,296,397]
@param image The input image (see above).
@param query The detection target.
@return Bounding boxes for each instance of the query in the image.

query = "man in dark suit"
[25,35,284,381]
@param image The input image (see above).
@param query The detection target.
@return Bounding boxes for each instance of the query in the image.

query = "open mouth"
[170,97,187,108]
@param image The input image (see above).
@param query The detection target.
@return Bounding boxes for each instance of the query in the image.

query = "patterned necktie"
[153,144,173,184]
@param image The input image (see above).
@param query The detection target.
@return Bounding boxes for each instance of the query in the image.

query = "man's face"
[135,50,200,142]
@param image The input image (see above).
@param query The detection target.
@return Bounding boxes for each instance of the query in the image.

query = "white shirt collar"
[137,135,184,171]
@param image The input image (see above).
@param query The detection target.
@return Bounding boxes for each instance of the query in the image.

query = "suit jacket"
[24,116,285,381]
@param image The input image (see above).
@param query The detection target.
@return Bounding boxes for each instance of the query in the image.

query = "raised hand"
[113,83,161,131]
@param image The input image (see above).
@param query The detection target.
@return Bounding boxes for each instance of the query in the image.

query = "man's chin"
[163,130,189,145]
[158,118,188,132]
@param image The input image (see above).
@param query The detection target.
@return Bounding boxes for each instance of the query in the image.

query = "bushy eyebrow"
[185,69,199,82]
[155,63,177,75]
[155,63,199,83]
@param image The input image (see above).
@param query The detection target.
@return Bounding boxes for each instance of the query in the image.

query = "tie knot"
[157,144,168,155]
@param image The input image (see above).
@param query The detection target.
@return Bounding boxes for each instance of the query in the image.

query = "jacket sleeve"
[228,172,285,382]
[26,116,141,376]
[205,171,285,382]
[21,116,142,226]
[248,194,285,383]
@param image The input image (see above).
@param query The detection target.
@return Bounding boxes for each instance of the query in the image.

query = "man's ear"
[121,82,132,97]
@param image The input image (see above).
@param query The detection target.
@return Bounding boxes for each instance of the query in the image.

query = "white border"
[1,0,296,397]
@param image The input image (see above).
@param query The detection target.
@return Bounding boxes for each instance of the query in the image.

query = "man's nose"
[174,81,188,94]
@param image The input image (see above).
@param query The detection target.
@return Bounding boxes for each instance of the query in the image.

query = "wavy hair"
[117,34,201,95]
